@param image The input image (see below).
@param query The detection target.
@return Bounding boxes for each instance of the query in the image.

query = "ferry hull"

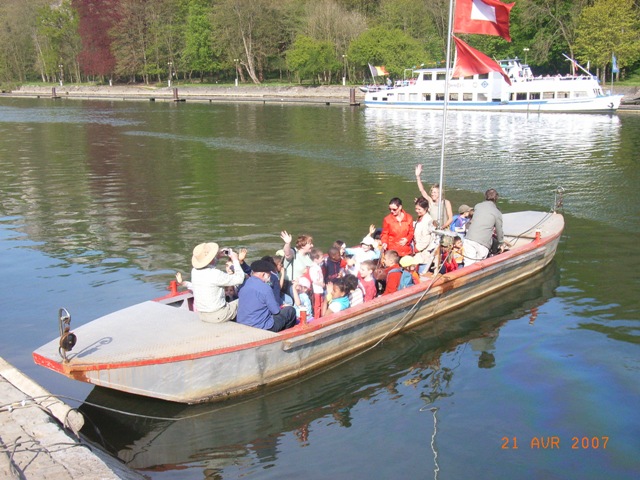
[34,212,564,404]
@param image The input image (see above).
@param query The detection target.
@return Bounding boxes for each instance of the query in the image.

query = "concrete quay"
[0,357,143,480]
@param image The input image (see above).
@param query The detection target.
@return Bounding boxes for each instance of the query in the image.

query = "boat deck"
[34,301,277,367]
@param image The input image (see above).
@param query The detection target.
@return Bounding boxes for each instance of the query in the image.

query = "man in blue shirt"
[237,260,297,332]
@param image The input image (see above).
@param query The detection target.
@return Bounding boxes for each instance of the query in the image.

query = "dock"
[0,357,142,480]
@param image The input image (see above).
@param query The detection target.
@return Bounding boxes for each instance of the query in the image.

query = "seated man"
[463,189,504,265]
[237,260,297,332]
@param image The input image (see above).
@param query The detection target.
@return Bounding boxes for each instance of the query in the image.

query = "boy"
[450,204,473,238]
[358,259,378,302]
[399,255,420,285]
[382,250,403,295]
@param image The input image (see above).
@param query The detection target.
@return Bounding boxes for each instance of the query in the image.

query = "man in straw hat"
[237,260,297,332]
[190,242,245,323]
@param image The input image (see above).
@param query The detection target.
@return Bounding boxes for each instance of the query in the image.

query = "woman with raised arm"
[415,164,453,228]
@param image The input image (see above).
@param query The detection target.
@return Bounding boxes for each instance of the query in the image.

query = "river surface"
[0,97,638,479]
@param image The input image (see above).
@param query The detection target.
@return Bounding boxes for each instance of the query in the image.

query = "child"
[292,277,314,323]
[358,260,378,302]
[399,255,421,285]
[344,224,381,272]
[382,250,403,295]
[344,274,365,307]
[322,277,350,315]
[308,248,325,319]
[451,236,465,268]
[450,205,473,238]
[323,247,344,283]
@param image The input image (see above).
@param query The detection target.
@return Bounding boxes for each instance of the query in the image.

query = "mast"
[436,0,456,225]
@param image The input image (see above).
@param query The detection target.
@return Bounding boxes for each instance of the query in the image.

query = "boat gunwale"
[33,217,562,375]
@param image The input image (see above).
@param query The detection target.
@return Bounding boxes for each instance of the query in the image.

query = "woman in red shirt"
[380,197,414,257]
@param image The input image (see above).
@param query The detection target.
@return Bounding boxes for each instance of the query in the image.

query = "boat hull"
[33,211,564,403]
[365,94,623,113]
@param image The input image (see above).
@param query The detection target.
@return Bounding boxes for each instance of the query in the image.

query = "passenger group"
[178,165,504,333]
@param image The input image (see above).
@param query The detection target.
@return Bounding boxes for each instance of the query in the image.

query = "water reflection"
[79,265,558,476]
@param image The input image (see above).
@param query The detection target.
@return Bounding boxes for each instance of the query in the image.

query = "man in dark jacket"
[463,189,503,265]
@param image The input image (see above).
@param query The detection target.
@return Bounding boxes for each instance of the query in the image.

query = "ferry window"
[574,91,588,98]
[423,93,431,101]
[516,92,527,101]
[436,93,445,101]
[397,93,405,101]
[422,73,432,81]
[478,93,488,101]
[449,93,458,101]
[372,96,378,101]
[543,92,555,99]
[557,92,569,98]
[464,76,474,80]
[436,73,447,81]
[478,73,489,79]
[463,93,473,101]
[409,93,418,101]
[529,92,541,100]
[382,97,388,101]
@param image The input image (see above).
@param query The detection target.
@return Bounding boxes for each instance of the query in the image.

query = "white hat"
[297,277,311,289]
[361,236,375,247]
[192,242,219,269]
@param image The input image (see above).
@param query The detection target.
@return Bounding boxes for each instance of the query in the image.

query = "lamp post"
[58,64,63,86]
[167,61,173,87]
[342,55,347,86]
[234,59,239,87]
[523,48,530,65]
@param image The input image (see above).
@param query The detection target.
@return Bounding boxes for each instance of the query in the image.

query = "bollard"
[350,88,358,106]
[299,307,307,325]
[173,87,179,101]
[169,280,178,295]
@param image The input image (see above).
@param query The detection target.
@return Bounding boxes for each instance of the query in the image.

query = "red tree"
[72,0,120,78]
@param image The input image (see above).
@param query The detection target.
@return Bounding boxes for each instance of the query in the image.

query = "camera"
[221,248,231,256]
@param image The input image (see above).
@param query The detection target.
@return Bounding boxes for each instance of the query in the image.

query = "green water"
[0,97,638,479]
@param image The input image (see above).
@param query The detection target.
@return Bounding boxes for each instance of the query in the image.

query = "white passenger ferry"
[363,59,622,113]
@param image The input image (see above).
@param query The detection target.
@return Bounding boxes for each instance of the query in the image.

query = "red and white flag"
[452,36,511,85]
[454,0,514,42]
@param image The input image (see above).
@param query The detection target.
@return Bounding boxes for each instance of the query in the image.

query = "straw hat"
[192,242,219,269]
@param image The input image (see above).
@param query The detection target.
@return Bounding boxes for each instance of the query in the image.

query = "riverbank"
[5,83,639,108]
[0,357,142,479]
[6,84,364,105]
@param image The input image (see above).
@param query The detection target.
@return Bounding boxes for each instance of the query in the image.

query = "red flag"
[454,0,514,42]
[452,36,511,86]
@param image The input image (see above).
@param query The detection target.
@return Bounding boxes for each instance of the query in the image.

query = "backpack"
[389,268,414,290]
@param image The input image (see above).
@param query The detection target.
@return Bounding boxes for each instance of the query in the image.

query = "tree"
[286,35,339,83]
[0,0,51,83]
[212,0,293,84]
[574,0,640,82]
[518,0,590,68]
[182,0,218,80]
[73,0,119,82]
[348,26,428,81]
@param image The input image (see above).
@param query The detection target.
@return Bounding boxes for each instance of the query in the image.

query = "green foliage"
[182,0,219,76]
[2,0,640,86]
[574,0,640,76]
[348,26,428,79]
[286,35,339,83]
